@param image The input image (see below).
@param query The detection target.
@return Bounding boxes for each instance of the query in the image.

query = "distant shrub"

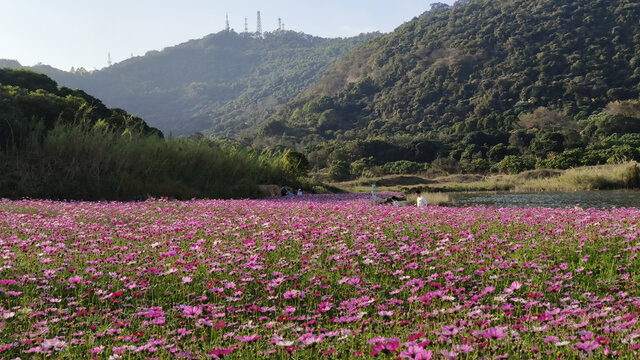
[607,145,640,164]
[328,161,351,181]
[581,149,612,166]
[496,155,536,174]
[381,160,424,175]
[539,148,585,169]
[350,157,375,177]
[464,159,491,174]
[515,168,563,181]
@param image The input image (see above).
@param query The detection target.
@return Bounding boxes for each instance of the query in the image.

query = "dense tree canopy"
[253,0,640,175]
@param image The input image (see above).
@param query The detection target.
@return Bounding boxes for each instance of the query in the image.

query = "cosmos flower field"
[1,194,640,359]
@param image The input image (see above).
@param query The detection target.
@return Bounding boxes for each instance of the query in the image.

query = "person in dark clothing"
[281,187,288,197]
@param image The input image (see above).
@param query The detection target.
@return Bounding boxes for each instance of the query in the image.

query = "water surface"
[450,190,640,208]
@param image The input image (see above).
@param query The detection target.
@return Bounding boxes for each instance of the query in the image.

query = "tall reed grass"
[515,162,640,192]
[0,124,292,200]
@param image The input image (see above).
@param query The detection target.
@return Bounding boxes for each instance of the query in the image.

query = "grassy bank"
[332,162,640,198]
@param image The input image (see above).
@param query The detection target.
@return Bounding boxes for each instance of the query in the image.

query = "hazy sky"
[1,0,456,71]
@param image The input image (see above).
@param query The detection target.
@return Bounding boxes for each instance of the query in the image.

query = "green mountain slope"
[258,0,640,174]
[0,68,160,148]
[4,31,378,136]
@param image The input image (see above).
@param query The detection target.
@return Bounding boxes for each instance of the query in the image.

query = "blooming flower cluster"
[0,195,639,358]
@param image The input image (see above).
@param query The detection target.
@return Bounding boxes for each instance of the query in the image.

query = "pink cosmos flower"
[440,325,459,336]
[299,333,323,346]
[399,345,433,359]
[440,350,457,360]
[452,344,473,354]
[576,340,600,353]
[90,345,104,354]
[474,326,508,340]
[504,281,522,294]
[208,347,234,358]
[369,338,399,356]
[68,275,82,284]
[283,290,304,299]
[183,305,203,318]
[235,333,261,342]
[41,338,67,351]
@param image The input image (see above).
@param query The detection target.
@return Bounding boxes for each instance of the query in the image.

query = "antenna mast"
[278,17,282,31]
[225,13,230,31]
[244,16,248,32]
[256,11,262,38]
[107,52,112,66]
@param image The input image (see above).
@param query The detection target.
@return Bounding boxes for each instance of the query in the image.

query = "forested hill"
[2,31,378,136]
[0,68,160,148]
[258,0,640,173]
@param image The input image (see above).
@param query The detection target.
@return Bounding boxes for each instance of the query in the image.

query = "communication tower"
[107,52,112,66]
[256,11,262,38]
[244,16,248,32]
[225,13,230,31]
[278,17,282,31]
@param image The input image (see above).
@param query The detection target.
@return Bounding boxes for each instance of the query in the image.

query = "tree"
[496,155,536,174]
[529,132,564,158]
[515,107,576,131]
[487,143,518,163]
[328,161,351,181]
[282,150,309,178]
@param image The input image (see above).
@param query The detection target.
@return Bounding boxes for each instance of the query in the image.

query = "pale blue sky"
[0,0,455,71]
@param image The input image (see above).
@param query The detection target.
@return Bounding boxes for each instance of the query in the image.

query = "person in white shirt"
[416,191,427,208]
[297,188,303,196]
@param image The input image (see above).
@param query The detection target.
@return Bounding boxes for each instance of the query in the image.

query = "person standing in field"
[416,191,427,208]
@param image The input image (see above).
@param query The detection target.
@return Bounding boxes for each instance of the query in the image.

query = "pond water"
[450,190,640,208]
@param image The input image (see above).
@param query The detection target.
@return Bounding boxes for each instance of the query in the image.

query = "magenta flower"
[89,345,104,354]
[576,340,600,353]
[440,349,457,360]
[369,338,399,356]
[41,338,67,351]
[283,289,304,299]
[474,326,508,340]
[400,345,433,359]
[183,305,203,318]
[208,347,234,358]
